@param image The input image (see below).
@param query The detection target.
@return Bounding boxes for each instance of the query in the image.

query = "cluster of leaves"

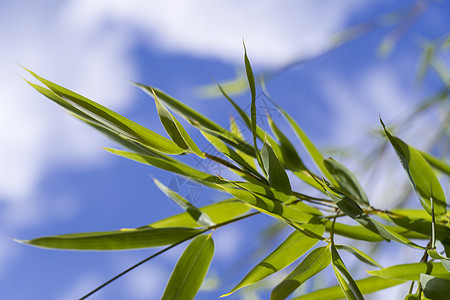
[19,44,449,300]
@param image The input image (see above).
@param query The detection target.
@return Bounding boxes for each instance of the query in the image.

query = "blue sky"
[0,0,449,299]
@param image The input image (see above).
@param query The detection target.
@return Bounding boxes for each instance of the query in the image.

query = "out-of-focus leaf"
[330,244,364,300]
[418,150,450,176]
[420,274,450,300]
[270,245,331,300]
[105,148,224,189]
[148,199,251,228]
[335,244,381,268]
[367,262,450,280]
[292,276,404,300]
[152,88,205,158]
[153,178,213,227]
[323,158,369,206]
[25,70,186,155]
[381,119,447,216]
[162,234,214,300]
[224,223,325,296]
[261,138,292,195]
[428,250,450,272]
[325,189,423,249]
[18,227,201,250]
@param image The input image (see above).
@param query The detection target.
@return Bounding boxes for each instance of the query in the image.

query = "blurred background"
[0,0,449,299]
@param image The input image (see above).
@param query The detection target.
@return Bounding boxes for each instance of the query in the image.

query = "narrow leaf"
[162,234,214,300]
[330,244,364,300]
[335,244,381,268]
[153,178,213,227]
[225,223,325,296]
[18,227,201,250]
[367,262,450,280]
[323,158,369,206]
[261,138,292,195]
[270,245,331,300]
[292,276,403,300]
[381,119,447,216]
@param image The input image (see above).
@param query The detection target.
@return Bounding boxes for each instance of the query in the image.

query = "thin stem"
[78,211,260,300]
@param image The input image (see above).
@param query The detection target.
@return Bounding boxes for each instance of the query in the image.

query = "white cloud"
[61,0,370,67]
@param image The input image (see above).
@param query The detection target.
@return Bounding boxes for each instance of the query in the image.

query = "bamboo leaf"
[225,223,325,296]
[25,69,185,155]
[148,199,250,228]
[381,119,447,216]
[323,158,369,206]
[261,138,292,195]
[367,262,450,280]
[18,227,201,250]
[153,178,213,227]
[418,150,450,176]
[152,88,205,158]
[162,234,214,300]
[330,244,364,300]
[335,244,381,268]
[428,250,450,272]
[270,245,331,300]
[292,276,403,300]
[420,274,450,300]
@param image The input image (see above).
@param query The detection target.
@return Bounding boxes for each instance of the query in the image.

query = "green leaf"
[367,262,450,281]
[325,189,424,249]
[323,158,369,206]
[270,245,331,300]
[162,234,214,300]
[105,148,224,189]
[261,138,292,195]
[225,223,325,296]
[330,244,364,300]
[148,199,250,228]
[268,115,307,171]
[153,178,213,227]
[25,69,186,155]
[152,88,205,158]
[381,119,447,216]
[420,274,450,300]
[418,150,450,176]
[18,227,201,250]
[428,250,450,272]
[335,244,381,268]
[292,276,404,300]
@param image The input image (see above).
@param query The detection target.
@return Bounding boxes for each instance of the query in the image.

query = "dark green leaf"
[323,158,369,206]
[162,234,214,300]
[420,274,450,300]
[270,245,331,300]
[261,138,292,195]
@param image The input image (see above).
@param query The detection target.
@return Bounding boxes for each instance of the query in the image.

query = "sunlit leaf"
[381,119,447,216]
[420,274,450,300]
[335,244,381,268]
[428,250,450,272]
[418,150,450,176]
[323,158,369,206]
[25,69,186,155]
[148,199,251,228]
[330,243,364,300]
[292,276,404,300]
[261,138,292,195]
[270,245,331,300]
[162,234,214,300]
[18,227,201,250]
[367,262,450,280]
[225,223,325,296]
[153,178,213,227]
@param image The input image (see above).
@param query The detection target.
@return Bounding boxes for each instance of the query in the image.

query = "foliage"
[18,7,450,298]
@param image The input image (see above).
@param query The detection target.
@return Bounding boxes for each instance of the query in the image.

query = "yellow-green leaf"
[367,262,450,280]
